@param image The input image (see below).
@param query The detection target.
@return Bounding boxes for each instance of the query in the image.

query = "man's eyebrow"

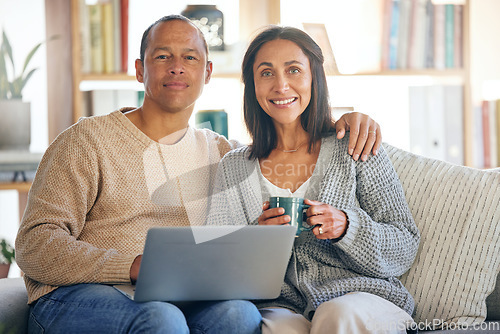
[152,47,200,53]
[153,47,171,53]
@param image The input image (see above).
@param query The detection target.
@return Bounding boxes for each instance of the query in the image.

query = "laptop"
[114,225,296,302]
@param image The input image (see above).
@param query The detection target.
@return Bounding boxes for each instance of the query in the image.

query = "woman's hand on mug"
[258,201,291,226]
[304,199,348,240]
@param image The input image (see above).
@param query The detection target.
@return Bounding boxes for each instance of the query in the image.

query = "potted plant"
[0,29,45,151]
[0,238,15,278]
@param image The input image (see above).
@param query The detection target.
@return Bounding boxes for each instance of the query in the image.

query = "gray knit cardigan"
[208,134,420,319]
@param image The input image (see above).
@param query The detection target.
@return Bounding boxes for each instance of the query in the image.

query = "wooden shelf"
[80,72,241,82]
[81,73,136,81]
[0,182,32,192]
[335,68,466,77]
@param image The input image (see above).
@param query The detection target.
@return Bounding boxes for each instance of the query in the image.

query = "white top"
[257,162,311,198]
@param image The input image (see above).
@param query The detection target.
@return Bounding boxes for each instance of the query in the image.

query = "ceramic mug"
[269,196,313,236]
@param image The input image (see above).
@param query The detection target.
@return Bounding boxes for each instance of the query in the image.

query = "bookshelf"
[58,0,479,165]
[296,0,472,165]
[68,0,280,126]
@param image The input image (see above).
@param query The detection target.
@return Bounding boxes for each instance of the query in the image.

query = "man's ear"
[135,59,144,83]
[205,61,213,84]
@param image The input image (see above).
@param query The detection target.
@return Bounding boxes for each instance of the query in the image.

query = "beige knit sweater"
[15,109,236,304]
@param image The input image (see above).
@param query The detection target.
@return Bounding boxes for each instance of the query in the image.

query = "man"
[16,15,381,333]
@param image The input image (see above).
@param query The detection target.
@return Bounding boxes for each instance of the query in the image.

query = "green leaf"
[9,77,23,99]
[21,42,42,75]
[0,45,8,98]
[0,239,15,264]
[13,68,38,98]
[2,30,15,76]
[0,30,56,100]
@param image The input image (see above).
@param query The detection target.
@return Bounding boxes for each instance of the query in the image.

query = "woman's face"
[253,39,312,127]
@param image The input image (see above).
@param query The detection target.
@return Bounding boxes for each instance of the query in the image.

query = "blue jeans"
[28,284,262,334]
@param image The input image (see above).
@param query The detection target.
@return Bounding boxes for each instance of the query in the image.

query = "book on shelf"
[443,85,464,165]
[433,4,446,69]
[453,4,463,68]
[112,0,122,73]
[408,0,427,69]
[481,100,492,168]
[102,2,115,74]
[397,0,411,69]
[479,99,500,168]
[88,4,104,73]
[381,0,393,70]
[490,100,498,167]
[408,86,428,156]
[408,85,464,165]
[82,90,143,117]
[382,0,463,71]
[82,0,128,74]
[388,0,401,69]
[444,4,455,68]
[482,99,500,168]
[79,0,92,73]
[473,106,484,168]
[497,100,500,167]
[424,0,435,68]
[426,85,447,160]
[120,0,129,73]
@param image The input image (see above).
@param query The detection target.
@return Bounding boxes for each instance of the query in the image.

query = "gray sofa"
[1,144,499,333]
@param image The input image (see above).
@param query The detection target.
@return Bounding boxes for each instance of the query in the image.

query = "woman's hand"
[335,112,382,162]
[304,199,348,240]
[258,201,291,226]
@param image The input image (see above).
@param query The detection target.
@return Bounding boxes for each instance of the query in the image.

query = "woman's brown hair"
[242,25,334,159]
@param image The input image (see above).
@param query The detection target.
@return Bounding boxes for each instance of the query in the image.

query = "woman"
[208,26,420,334]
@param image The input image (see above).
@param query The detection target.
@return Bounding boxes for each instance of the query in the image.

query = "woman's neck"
[274,123,310,152]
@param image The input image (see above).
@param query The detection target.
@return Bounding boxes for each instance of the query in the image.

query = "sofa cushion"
[0,278,29,334]
[485,167,500,323]
[385,144,500,330]
[486,274,500,320]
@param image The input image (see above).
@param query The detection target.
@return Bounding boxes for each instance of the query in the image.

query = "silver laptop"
[114,225,296,302]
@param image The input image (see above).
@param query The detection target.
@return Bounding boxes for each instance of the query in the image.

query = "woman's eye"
[261,71,272,77]
[289,68,300,74]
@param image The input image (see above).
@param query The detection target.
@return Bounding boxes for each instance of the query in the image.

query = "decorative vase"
[181,5,224,51]
[0,100,31,151]
[0,263,10,278]
[195,109,228,138]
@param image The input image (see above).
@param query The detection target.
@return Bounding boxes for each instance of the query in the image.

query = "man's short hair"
[139,15,209,62]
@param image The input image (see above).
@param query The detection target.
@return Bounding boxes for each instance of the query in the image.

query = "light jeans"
[260,292,414,334]
[28,284,262,334]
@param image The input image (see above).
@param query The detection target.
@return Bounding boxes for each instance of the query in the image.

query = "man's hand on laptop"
[130,255,142,284]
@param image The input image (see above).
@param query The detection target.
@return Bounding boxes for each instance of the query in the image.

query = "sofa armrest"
[486,273,500,321]
[0,278,29,334]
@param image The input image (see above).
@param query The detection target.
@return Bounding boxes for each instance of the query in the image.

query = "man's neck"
[125,106,193,144]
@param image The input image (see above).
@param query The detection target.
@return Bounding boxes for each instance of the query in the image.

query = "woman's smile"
[270,97,297,106]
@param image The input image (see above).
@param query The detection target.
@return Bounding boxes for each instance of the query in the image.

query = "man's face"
[136,20,212,115]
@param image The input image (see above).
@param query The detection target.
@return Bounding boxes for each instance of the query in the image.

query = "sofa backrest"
[385,144,500,328]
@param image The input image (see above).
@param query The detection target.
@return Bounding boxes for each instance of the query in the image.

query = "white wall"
[0,0,47,277]
[470,0,500,102]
